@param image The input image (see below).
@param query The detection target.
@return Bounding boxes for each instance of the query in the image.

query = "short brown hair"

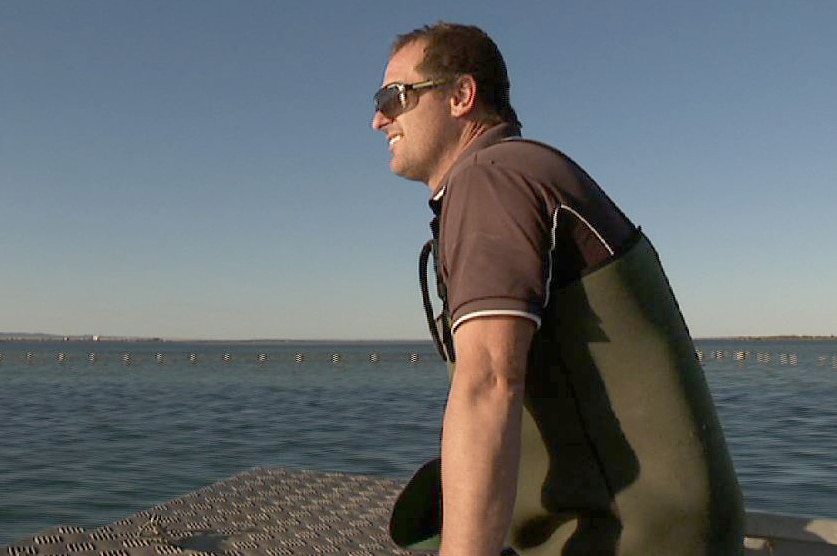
[392,22,521,128]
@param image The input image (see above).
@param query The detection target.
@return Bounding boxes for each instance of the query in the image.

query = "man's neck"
[428,120,494,194]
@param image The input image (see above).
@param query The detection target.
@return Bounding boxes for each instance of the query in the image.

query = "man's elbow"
[454,369,525,406]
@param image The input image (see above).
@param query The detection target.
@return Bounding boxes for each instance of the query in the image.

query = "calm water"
[1,339,836,545]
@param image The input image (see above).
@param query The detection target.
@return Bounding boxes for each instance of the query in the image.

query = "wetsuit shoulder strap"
[419,229,455,362]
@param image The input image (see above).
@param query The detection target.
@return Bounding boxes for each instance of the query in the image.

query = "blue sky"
[2,1,835,340]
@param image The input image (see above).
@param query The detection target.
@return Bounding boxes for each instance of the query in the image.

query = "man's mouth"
[388,135,402,148]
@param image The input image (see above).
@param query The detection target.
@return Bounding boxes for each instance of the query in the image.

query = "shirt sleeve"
[441,162,553,331]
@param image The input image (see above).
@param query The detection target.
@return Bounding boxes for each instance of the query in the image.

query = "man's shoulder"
[451,136,573,182]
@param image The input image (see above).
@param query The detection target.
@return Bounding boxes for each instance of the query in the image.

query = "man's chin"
[391,161,427,184]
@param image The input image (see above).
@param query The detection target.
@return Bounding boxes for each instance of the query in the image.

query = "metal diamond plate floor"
[3,468,421,556]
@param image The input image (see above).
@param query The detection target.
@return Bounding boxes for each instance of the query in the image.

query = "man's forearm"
[439,350,525,555]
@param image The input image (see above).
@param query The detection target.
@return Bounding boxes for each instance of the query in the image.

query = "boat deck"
[4,467,836,555]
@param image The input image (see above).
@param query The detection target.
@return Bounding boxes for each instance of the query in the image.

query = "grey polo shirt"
[431,123,636,333]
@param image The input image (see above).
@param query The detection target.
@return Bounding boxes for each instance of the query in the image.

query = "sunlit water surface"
[1,339,836,545]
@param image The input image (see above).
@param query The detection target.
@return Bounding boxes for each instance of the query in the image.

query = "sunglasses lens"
[374,86,402,118]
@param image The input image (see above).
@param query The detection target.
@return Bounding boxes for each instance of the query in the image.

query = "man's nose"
[372,110,390,131]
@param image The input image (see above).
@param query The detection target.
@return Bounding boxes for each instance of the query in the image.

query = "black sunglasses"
[373,79,448,119]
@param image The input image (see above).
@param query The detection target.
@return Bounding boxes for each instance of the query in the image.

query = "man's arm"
[439,315,536,556]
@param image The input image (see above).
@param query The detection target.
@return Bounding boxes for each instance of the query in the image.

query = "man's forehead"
[383,40,426,84]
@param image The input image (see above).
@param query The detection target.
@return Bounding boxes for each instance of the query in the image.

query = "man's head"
[372,22,519,189]
[389,23,519,128]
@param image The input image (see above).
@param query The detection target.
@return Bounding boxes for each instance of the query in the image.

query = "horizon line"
[2,332,835,343]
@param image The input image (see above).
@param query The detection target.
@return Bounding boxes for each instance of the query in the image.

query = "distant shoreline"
[697,335,837,342]
[0,334,432,344]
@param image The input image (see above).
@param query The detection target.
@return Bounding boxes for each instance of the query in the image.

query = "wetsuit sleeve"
[441,163,552,331]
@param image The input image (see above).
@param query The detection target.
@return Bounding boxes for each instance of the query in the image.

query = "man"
[372,23,744,555]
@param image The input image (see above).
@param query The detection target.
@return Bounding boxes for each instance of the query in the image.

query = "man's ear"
[449,75,478,118]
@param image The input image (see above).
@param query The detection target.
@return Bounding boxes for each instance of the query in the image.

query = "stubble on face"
[376,41,458,189]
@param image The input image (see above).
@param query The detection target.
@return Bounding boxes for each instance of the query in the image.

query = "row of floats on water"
[696,350,837,367]
[0,351,423,366]
[1,349,836,368]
